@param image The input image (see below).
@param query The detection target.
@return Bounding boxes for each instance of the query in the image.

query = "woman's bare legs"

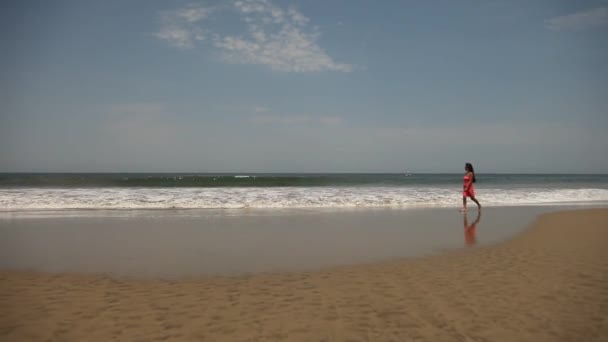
[462,196,481,211]
[470,196,481,210]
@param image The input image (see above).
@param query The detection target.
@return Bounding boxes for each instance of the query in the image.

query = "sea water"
[1,173,607,211]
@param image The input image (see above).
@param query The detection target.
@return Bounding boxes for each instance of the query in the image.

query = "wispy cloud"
[156,4,209,48]
[251,115,311,124]
[176,6,210,22]
[365,122,584,148]
[319,116,344,125]
[156,0,352,72]
[250,114,344,125]
[253,106,270,113]
[546,7,608,31]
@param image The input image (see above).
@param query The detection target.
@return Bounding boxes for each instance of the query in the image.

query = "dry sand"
[1,208,607,341]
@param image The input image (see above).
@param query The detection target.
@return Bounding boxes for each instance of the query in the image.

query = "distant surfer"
[461,162,481,212]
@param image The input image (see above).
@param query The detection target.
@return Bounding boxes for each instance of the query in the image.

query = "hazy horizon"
[2,1,607,174]
[1,171,608,175]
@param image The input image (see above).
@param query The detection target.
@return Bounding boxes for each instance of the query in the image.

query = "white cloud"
[156,4,209,48]
[214,25,351,72]
[156,0,352,72]
[288,7,309,26]
[546,7,608,31]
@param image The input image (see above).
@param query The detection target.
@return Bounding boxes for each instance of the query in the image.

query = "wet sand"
[1,208,608,341]
[0,206,562,277]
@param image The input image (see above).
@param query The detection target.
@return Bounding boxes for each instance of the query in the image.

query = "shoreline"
[2,202,608,215]
[1,208,608,341]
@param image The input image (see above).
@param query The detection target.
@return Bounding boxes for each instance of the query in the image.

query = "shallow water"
[0,205,604,278]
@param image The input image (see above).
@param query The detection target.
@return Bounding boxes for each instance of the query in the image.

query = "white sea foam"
[1,187,608,211]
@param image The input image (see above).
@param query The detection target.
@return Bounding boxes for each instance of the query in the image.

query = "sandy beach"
[1,208,607,341]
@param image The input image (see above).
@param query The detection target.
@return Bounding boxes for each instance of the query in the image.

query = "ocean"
[1,173,607,211]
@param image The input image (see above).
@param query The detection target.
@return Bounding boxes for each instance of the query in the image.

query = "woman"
[461,162,481,212]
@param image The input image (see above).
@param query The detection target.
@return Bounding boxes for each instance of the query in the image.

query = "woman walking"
[461,162,481,212]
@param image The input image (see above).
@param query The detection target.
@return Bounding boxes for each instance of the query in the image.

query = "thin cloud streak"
[250,114,345,125]
[546,7,608,31]
[108,103,166,117]
[253,106,270,113]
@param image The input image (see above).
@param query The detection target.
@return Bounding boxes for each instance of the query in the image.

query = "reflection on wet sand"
[464,211,481,246]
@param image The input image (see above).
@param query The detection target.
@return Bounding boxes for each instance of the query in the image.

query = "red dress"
[463,174,475,197]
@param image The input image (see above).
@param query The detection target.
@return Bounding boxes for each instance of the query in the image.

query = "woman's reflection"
[463,210,481,246]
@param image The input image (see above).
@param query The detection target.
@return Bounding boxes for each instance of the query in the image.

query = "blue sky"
[1,0,607,173]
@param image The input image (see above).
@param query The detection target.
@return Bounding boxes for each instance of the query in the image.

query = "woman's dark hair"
[465,162,477,183]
